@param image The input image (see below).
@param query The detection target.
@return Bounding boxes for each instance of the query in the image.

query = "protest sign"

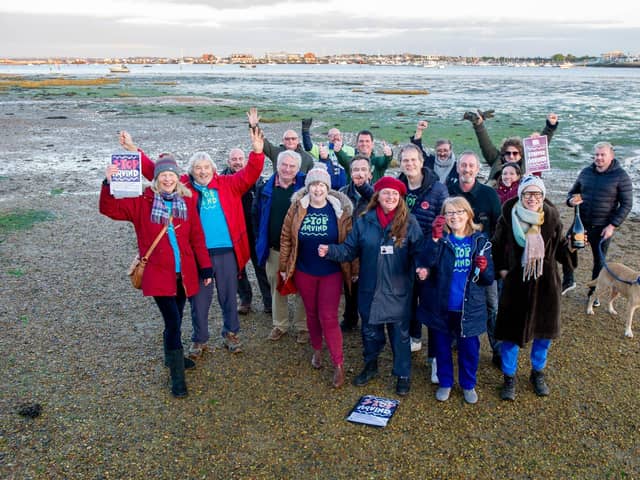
[110,152,142,198]
[523,135,550,174]
[346,395,399,428]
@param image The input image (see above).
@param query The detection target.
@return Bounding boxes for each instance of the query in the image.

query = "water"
[1,63,638,214]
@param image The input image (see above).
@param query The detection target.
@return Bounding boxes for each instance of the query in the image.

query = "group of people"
[100,107,632,402]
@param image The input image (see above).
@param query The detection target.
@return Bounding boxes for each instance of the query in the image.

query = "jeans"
[360,307,411,378]
[189,250,239,343]
[501,339,552,376]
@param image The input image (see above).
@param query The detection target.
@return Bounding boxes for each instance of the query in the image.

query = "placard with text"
[523,135,550,174]
[110,152,142,198]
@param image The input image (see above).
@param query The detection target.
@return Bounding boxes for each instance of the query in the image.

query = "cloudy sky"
[1,0,638,58]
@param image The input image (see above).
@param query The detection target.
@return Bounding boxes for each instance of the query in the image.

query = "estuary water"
[1,63,638,213]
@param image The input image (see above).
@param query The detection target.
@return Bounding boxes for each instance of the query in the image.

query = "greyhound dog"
[586,262,639,338]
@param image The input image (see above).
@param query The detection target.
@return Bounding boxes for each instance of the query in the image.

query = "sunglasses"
[504,150,520,157]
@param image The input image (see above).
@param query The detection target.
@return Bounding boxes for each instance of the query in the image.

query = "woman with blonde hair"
[416,196,494,404]
[100,154,212,398]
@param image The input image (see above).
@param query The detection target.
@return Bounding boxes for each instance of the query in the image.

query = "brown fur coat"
[492,198,577,347]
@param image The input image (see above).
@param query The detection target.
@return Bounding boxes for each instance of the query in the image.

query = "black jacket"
[567,159,633,228]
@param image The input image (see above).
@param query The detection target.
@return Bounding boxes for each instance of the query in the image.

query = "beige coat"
[279,188,356,291]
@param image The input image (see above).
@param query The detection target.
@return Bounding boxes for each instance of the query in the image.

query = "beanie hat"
[518,174,546,199]
[305,164,331,189]
[374,176,407,196]
[154,154,180,179]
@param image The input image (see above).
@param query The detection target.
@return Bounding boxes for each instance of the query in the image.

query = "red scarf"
[376,205,396,229]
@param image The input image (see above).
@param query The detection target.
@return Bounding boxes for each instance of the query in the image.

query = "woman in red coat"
[100,155,212,398]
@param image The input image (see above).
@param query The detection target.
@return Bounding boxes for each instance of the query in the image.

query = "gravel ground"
[1,110,639,479]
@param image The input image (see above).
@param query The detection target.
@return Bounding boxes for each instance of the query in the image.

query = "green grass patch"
[8,268,25,276]
[0,209,55,235]
[50,188,64,195]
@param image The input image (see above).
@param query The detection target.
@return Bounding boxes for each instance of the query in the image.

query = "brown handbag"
[128,224,169,289]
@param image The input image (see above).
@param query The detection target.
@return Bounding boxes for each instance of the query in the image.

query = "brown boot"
[332,364,345,388]
[311,350,323,369]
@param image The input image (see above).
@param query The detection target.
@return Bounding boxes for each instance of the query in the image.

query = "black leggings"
[153,277,187,351]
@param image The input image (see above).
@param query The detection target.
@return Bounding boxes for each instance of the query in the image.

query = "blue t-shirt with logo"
[447,234,472,311]
[193,185,232,249]
[296,204,341,276]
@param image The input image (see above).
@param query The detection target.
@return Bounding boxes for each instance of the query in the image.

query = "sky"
[1,0,639,58]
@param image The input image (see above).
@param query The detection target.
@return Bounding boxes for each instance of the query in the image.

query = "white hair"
[187,151,216,175]
[276,150,301,169]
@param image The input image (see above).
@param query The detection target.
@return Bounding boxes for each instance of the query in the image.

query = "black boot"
[352,360,378,386]
[164,344,195,369]
[396,376,410,396]
[167,349,188,398]
[501,375,515,401]
[530,369,550,396]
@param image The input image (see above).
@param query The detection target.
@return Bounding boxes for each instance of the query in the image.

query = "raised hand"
[416,120,429,131]
[301,118,313,130]
[332,137,342,153]
[250,126,264,154]
[547,112,558,125]
[246,107,260,128]
[119,131,137,152]
[382,141,392,157]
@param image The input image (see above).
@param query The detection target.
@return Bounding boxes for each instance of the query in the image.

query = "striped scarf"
[151,191,187,225]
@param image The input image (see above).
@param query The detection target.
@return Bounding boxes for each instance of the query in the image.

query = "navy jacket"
[398,167,449,238]
[566,158,633,228]
[327,209,423,325]
[417,232,494,337]
[252,172,306,266]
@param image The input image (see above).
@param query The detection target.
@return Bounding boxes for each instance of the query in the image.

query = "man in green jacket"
[335,130,394,183]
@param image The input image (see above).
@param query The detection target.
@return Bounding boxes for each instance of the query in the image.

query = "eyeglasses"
[444,210,466,218]
[504,150,520,157]
[283,137,298,141]
[522,191,543,199]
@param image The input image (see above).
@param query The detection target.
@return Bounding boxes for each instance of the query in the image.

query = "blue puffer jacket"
[326,209,424,325]
[252,172,306,266]
[417,232,494,337]
[398,167,449,238]
[566,158,633,228]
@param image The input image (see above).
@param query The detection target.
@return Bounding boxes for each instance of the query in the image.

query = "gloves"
[462,109,494,125]
[301,118,313,131]
[474,256,488,273]
[431,215,446,240]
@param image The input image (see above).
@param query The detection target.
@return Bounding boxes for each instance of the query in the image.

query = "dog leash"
[598,237,640,285]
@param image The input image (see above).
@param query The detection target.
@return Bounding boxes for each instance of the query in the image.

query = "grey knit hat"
[154,154,180,179]
[305,164,331,189]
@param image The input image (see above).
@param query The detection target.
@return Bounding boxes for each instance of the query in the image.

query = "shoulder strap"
[142,216,172,261]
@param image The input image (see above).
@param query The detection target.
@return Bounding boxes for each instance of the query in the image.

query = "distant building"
[265,52,289,63]
[230,53,255,64]
[303,52,317,63]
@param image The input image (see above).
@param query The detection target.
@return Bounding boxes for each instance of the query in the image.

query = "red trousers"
[294,270,343,366]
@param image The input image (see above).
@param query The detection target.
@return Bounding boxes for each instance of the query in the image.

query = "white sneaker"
[428,357,439,384]
[435,387,451,402]
[410,337,422,352]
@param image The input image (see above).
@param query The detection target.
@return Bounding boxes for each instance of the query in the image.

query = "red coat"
[99,185,212,297]
[140,150,264,272]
